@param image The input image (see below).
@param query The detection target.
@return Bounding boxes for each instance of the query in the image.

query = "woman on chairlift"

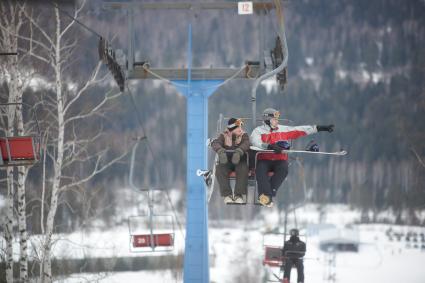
[211,118,250,204]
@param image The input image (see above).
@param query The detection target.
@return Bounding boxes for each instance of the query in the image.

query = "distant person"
[250,108,334,207]
[282,228,306,283]
[211,118,249,204]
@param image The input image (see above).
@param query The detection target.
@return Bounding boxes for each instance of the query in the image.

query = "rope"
[142,64,250,90]
[142,65,190,88]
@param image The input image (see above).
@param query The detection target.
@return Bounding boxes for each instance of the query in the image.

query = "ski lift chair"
[262,231,286,268]
[262,232,286,283]
[128,214,175,252]
[0,103,41,167]
[263,245,285,267]
[262,230,307,265]
[211,114,294,205]
[262,230,307,283]
[127,140,175,252]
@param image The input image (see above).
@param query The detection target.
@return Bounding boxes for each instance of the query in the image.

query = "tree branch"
[60,0,86,38]
[410,147,425,169]
[21,5,55,48]
[63,61,103,114]
[61,147,130,191]
[64,90,121,126]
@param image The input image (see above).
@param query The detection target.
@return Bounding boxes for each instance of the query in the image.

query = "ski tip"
[340,150,348,155]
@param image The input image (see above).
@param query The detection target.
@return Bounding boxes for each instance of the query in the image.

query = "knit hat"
[227,118,243,132]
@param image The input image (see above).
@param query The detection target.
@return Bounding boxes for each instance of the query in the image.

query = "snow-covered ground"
[2,204,425,282]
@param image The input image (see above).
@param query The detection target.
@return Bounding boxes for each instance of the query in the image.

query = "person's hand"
[217,148,228,164]
[231,148,244,165]
[276,140,290,150]
[267,143,283,153]
[317,124,334,132]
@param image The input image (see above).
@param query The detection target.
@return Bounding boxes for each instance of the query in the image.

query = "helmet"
[289,228,299,237]
[262,108,280,121]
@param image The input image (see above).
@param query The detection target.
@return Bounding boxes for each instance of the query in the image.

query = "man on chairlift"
[250,108,334,207]
[282,228,306,283]
[211,118,250,204]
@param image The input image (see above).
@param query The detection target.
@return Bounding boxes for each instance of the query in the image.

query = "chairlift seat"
[0,137,38,166]
[263,246,284,267]
[132,233,174,248]
[128,214,175,252]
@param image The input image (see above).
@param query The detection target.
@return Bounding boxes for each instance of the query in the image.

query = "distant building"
[306,223,336,237]
[319,228,359,252]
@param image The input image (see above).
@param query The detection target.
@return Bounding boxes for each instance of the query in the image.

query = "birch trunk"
[1,2,29,281]
[41,7,64,283]
[16,99,29,282]
[4,167,14,283]
[2,4,18,281]
[4,50,17,283]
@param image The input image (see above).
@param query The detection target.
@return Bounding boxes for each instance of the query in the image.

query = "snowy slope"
[2,204,425,283]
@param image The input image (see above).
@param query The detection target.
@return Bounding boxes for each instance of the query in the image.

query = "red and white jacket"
[250,123,317,160]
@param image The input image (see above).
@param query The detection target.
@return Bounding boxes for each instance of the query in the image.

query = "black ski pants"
[283,258,304,283]
[215,157,248,197]
[255,159,288,199]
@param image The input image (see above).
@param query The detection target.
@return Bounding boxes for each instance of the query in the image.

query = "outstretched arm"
[283,125,318,140]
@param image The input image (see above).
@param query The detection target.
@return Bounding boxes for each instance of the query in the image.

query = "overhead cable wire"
[47,1,104,39]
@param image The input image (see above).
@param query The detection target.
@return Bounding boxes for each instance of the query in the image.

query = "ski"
[196,169,213,186]
[250,146,347,156]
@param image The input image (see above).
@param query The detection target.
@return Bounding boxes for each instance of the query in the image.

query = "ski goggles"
[227,118,244,130]
[264,111,280,119]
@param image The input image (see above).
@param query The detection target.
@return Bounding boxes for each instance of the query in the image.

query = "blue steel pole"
[175,80,221,283]
[173,24,223,283]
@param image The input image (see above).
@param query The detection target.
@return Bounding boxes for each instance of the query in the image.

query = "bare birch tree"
[11,1,128,281]
[0,1,32,282]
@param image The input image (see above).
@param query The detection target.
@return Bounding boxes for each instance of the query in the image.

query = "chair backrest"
[263,246,284,267]
[132,233,174,248]
[0,137,39,166]
[128,214,175,252]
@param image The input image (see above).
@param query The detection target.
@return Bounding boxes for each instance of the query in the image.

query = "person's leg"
[215,163,232,197]
[270,160,289,197]
[295,259,304,283]
[283,258,293,282]
[255,160,272,197]
[234,159,248,196]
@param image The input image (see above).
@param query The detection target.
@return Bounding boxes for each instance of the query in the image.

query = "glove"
[317,124,334,132]
[267,143,283,153]
[276,140,290,150]
[231,148,244,165]
[217,148,228,164]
